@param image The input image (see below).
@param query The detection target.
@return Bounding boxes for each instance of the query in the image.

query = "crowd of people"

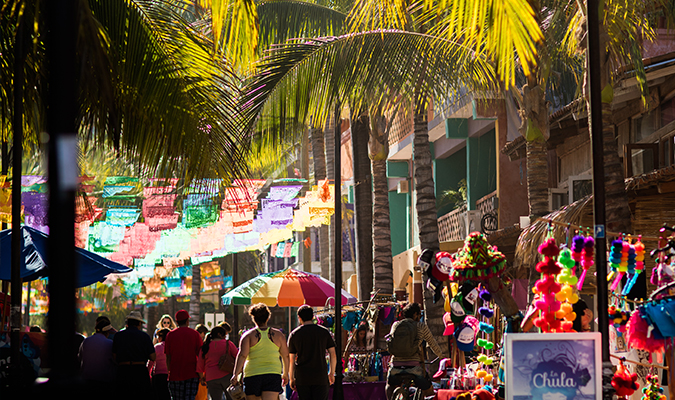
[76,303,339,400]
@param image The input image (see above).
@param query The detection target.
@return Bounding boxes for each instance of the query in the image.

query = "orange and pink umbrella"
[221,267,356,307]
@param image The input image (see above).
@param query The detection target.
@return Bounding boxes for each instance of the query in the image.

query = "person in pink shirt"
[149,328,171,400]
[197,325,238,400]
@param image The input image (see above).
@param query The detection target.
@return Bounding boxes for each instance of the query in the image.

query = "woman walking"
[154,314,177,344]
[148,328,171,400]
[231,303,290,400]
[197,326,238,400]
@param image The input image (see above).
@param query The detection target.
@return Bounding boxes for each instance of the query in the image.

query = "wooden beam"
[658,180,675,194]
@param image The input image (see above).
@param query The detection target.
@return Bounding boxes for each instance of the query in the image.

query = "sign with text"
[505,333,602,400]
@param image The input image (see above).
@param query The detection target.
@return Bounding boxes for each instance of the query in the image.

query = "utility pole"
[9,14,26,384]
[45,0,80,383]
[586,0,612,396]
[333,104,344,400]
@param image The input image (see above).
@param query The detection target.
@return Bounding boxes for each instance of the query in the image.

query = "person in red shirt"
[165,310,203,400]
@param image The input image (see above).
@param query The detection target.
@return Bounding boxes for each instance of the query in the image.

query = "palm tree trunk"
[372,159,393,294]
[325,116,336,279]
[525,139,549,301]
[190,263,201,329]
[350,111,374,300]
[311,127,331,279]
[601,93,631,233]
[412,108,447,358]
[369,113,393,295]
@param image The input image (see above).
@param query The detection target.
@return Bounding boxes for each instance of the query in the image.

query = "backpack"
[385,319,418,358]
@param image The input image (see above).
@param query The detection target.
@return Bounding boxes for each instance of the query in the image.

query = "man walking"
[287,305,336,400]
[79,317,115,395]
[112,311,156,399]
[165,309,203,400]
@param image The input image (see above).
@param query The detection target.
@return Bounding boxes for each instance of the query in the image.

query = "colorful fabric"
[221,267,357,307]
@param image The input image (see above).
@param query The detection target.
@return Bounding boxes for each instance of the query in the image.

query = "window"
[548,188,568,211]
[568,175,593,203]
[624,143,659,177]
[662,98,675,127]
[632,110,658,142]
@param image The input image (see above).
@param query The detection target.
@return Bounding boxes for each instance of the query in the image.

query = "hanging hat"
[454,315,479,352]
[433,251,453,281]
[450,232,507,283]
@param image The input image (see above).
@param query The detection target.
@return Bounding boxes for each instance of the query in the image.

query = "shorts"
[243,373,283,396]
[386,365,432,390]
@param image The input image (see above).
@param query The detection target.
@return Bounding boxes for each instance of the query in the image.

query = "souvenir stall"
[501,218,675,400]
[301,295,404,400]
[428,232,509,400]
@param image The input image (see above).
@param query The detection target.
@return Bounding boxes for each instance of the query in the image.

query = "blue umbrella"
[0,226,132,287]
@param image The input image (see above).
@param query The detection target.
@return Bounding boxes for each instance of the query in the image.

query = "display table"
[436,389,471,400]
[289,381,387,400]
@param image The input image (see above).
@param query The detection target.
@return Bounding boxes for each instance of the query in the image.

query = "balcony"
[438,190,498,242]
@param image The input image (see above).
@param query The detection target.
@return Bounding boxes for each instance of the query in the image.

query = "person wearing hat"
[112,311,156,399]
[78,316,116,395]
[165,309,203,400]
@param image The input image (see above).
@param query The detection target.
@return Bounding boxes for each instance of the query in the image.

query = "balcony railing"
[476,191,498,217]
[438,191,499,242]
[438,205,467,242]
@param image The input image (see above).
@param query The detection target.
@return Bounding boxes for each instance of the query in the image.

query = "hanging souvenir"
[533,236,563,332]
[641,374,666,400]
[577,236,594,290]
[611,359,639,399]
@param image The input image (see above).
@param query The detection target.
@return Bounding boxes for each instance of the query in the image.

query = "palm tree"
[1,0,249,181]
[350,110,375,299]
[369,111,394,294]
[563,0,673,235]
[345,0,542,350]
[239,31,507,358]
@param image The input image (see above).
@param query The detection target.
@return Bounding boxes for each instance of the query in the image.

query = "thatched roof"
[514,195,594,270]
[626,164,675,192]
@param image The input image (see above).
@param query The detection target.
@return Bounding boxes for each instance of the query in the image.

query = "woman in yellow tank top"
[231,303,290,400]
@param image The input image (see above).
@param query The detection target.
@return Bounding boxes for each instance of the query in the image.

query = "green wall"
[466,129,497,209]
[389,191,410,256]
[434,148,467,217]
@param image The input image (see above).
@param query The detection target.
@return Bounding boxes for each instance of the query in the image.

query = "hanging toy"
[571,234,585,274]
[623,237,645,295]
[641,374,666,400]
[610,240,630,292]
[577,236,594,290]
[621,241,637,295]
[611,359,639,399]
[555,248,579,331]
[533,237,563,332]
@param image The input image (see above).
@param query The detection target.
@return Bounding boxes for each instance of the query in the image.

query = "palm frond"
[240,30,496,148]
[426,0,544,86]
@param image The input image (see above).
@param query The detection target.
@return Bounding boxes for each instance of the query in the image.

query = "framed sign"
[505,333,602,400]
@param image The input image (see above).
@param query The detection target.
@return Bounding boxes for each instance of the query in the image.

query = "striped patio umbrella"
[221,267,357,307]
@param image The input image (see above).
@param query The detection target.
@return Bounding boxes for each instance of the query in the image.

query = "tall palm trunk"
[412,108,447,358]
[598,36,631,234]
[601,99,631,233]
[350,110,374,300]
[325,116,336,279]
[190,263,201,328]
[311,127,331,279]
[370,113,393,295]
